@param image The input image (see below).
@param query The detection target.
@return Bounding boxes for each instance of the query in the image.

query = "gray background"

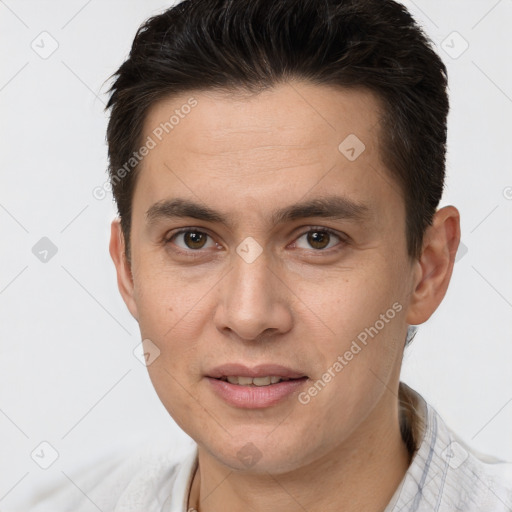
[1,0,511,508]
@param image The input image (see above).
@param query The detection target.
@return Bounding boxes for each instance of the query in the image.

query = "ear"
[406,205,460,325]
[109,218,139,321]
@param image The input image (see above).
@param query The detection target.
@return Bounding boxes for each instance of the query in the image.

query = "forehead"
[133,82,401,230]
[142,82,382,159]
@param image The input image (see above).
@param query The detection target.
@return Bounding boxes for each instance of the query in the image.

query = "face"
[112,82,430,474]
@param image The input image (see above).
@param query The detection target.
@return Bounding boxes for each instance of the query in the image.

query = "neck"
[188,389,412,512]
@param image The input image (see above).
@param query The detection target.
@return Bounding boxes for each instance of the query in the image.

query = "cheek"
[304,264,407,386]
[132,275,209,402]
[305,264,402,338]
[298,288,406,441]
[145,362,204,438]
[134,259,213,330]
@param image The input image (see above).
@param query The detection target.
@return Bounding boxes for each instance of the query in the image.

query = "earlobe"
[405,206,460,325]
[109,218,139,321]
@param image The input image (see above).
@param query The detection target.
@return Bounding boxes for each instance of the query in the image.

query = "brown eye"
[183,231,207,249]
[295,228,344,251]
[307,231,330,249]
[168,230,215,251]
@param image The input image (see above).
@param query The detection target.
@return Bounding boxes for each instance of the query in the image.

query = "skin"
[109,81,460,512]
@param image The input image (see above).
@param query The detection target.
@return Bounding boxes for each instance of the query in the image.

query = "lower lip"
[206,377,309,409]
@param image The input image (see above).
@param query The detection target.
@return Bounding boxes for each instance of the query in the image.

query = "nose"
[213,247,293,342]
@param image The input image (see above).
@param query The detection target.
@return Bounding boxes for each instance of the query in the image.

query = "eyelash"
[163,226,348,257]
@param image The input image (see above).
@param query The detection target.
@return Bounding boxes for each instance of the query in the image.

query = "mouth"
[205,363,309,408]
[207,363,308,382]
[215,375,308,386]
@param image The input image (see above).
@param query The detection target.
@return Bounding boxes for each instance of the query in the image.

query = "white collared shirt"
[384,383,512,511]
[29,383,512,511]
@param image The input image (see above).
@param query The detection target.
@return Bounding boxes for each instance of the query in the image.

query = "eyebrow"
[145,195,371,229]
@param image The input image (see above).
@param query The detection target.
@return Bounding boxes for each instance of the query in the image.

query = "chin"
[199,432,314,475]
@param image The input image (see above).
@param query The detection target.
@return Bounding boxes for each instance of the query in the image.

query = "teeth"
[223,376,291,386]
[253,377,272,386]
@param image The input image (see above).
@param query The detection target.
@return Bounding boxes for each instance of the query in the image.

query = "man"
[36,0,512,510]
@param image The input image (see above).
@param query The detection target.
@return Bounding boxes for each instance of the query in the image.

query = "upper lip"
[207,363,307,379]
